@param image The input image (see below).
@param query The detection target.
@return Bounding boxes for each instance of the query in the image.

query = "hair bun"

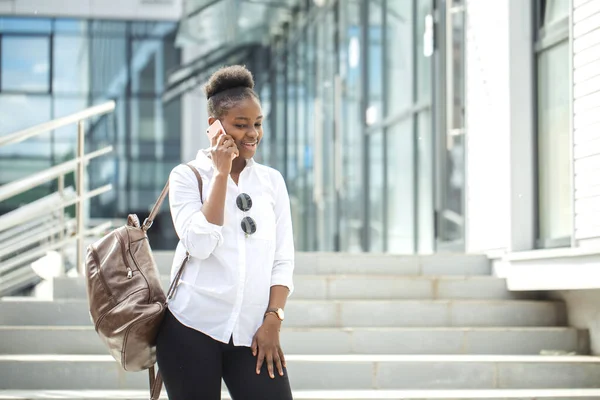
[204,65,255,100]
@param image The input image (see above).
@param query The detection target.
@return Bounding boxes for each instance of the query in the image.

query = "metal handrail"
[0,101,115,148]
[0,146,113,203]
[0,101,116,284]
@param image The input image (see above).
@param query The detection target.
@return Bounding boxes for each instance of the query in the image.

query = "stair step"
[52,275,531,301]
[0,299,565,328]
[0,326,587,355]
[1,355,600,390]
[152,251,491,276]
[2,389,600,399]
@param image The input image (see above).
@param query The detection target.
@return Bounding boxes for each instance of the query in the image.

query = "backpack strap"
[142,163,203,231]
[148,162,204,400]
[184,163,204,201]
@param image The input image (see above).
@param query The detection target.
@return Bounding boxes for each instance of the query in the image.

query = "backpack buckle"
[142,218,153,230]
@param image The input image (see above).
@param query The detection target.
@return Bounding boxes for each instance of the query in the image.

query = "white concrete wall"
[573,0,600,244]
[465,0,535,255]
[0,0,182,20]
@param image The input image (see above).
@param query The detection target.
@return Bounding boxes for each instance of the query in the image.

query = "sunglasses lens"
[241,216,257,235]
[236,193,252,212]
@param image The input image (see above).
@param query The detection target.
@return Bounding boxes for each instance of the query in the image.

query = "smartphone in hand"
[206,120,225,142]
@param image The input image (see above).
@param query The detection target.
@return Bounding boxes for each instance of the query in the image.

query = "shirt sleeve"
[169,164,224,260]
[270,170,295,295]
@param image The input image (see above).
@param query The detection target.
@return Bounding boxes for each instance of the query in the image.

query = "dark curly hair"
[204,65,259,118]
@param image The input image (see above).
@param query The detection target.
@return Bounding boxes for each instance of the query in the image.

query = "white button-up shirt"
[167,149,295,347]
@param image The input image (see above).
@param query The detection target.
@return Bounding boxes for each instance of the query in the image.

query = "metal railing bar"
[0,145,113,203]
[0,101,116,148]
[0,216,56,244]
[0,268,41,297]
[0,185,112,234]
[0,223,104,276]
[0,235,77,275]
[0,221,72,260]
[0,188,75,233]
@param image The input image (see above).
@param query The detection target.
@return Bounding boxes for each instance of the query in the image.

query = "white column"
[465,0,535,254]
[507,0,535,252]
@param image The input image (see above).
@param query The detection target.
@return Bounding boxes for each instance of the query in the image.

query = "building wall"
[0,0,181,21]
[466,0,600,354]
[573,0,600,245]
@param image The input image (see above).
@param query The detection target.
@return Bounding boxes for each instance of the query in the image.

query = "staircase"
[1,251,600,399]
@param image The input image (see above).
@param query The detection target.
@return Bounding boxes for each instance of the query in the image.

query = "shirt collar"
[195,148,256,170]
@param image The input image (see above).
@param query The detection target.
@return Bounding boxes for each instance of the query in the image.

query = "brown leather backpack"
[85,163,203,400]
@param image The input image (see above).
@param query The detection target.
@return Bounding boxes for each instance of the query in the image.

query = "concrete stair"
[1,251,599,399]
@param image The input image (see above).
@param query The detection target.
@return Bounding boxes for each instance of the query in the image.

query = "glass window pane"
[416,0,433,102]
[368,1,383,126]
[417,110,434,253]
[0,17,52,33]
[52,97,89,160]
[90,20,127,35]
[90,36,127,97]
[287,43,297,183]
[369,130,385,252]
[53,36,90,94]
[54,19,88,34]
[0,95,52,179]
[0,94,51,137]
[131,39,179,95]
[537,41,571,242]
[387,119,415,253]
[385,0,413,114]
[1,36,50,92]
[339,0,364,252]
[544,0,570,26]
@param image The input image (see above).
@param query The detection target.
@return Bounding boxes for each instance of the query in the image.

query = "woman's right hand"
[210,133,239,175]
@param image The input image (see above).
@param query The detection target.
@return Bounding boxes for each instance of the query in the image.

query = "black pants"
[156,309,293,400]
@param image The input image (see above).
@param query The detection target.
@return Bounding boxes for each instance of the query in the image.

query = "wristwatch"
[264,307,285,321]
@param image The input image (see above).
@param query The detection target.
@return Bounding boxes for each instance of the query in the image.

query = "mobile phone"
[206,120,225,142]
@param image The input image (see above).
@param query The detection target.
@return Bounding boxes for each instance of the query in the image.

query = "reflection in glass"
[387,119,415,253]
[544,0,569,25]
[369,130,385,252]
[537,40,571,242]
[339,0,363,252]
[417,110,434,253]
[385,0,413,113]
[0,95,51,138]
[90,36,127,97]
[1,36,50,92]
[54,19,89,34]
[417,0,432,102]
[0,17,52,33]
[368,1,383,126]
[53,36,90,94]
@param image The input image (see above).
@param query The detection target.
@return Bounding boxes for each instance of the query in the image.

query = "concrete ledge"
[493,247,600,291]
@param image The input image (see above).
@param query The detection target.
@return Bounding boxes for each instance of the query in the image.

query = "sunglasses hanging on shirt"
[236,193,257,236]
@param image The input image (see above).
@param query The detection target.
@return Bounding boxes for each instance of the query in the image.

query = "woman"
[156,65,295,400]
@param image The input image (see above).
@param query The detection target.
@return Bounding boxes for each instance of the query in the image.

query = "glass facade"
[253,0,462,254]
[0,17,182,248]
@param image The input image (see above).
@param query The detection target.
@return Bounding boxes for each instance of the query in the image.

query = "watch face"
[276,308,285,320]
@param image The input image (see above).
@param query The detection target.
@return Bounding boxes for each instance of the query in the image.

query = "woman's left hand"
[251,316,286,378]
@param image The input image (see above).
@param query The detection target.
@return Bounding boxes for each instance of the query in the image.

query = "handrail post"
[76,120,85,275]
[58,174,66,276]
